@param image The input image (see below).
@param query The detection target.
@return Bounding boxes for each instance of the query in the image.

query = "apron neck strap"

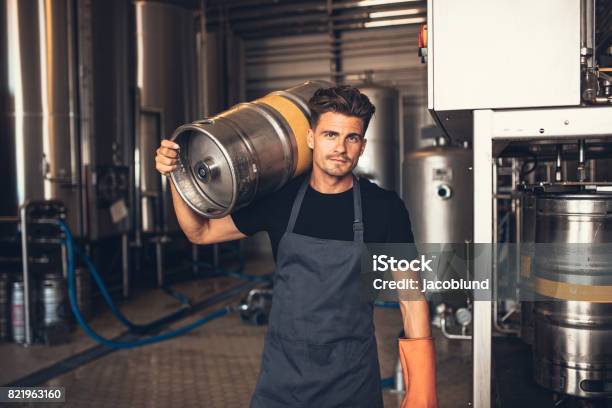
[286,173,364,243]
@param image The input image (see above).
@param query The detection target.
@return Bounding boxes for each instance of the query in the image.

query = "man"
[155,85,438,408]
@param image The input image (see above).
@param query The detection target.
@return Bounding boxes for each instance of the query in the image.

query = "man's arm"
[156,139,246,244]
[169,182,246,244]
[399,298,432,338]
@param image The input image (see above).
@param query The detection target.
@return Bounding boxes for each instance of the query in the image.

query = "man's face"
[307,112,367,177]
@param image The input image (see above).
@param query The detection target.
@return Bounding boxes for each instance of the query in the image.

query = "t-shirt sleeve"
[386,193,415,244]
[230,196,270,236]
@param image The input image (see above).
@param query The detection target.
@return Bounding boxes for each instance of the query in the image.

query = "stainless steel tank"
[170,81,329,218]
[1,0,82,235]
[533,193,612,399]
[135,0,200,232]
[355,84,400,193]
[403,139,473,298]
[519,192,536,346]
[403,139,473,244]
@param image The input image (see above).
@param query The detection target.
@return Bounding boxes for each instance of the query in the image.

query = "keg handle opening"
[194,158,219,184]
[579,379,612,394]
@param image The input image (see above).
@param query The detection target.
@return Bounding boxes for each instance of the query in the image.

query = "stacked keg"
[532,193,612,399]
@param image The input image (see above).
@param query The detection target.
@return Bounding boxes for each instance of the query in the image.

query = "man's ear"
[307,129,314,149]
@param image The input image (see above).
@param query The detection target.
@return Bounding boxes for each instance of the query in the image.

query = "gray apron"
[250,173,383,408]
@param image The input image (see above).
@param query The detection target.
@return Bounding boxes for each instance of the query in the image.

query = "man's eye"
[348,135,360,142]
[324,132,335,138]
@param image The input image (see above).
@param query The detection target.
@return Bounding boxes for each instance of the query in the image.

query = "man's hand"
[155,139,180,176]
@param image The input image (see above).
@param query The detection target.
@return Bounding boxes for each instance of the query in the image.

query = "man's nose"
[334,137,347,153]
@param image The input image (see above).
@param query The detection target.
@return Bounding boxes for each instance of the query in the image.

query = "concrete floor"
[1,258,472,407]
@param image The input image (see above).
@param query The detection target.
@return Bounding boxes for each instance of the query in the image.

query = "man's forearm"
[399,299,432,338]
[169,181,209,241]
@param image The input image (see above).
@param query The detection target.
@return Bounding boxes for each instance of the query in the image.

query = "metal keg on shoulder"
[532,193,612,399]
[170,80,330,218]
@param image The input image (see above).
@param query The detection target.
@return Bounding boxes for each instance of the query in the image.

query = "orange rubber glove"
[399,337,438,408]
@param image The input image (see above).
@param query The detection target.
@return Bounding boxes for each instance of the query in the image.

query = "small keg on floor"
[39,274,70,345]
[532,193,612,399]
[170,80,330,218]
[11,280,25,344]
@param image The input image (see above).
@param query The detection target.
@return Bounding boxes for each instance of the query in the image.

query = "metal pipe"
[245,30,419,53]
[440,315,471,340]
[591,0,596,69]
[19,204,33,346]
[577,139,587,182]
[555,144,563,182]
[492,161,519,335]
[393,358,405,393]
[122,233,129,299]
[156,239,164,287]
[581,0,588,49]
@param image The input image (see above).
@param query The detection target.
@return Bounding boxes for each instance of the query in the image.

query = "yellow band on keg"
[535,277,612,303]
[258,94,312,176]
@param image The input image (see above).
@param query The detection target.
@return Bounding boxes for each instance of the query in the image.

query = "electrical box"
[427,0,581,111]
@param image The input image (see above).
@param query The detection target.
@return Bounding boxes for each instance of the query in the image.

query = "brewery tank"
[170,81,330,218]
[1,0,82,235]
[355,84,400,193]
[532,193,612,399]
[135,0,201,233]
[403,138,473,299]
[403,138,473,244]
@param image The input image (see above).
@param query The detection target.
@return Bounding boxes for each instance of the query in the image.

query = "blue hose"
[57,220,230,349]
[374,300,400,309]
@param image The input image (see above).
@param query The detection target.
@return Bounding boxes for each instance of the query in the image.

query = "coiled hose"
[57,220,230,349]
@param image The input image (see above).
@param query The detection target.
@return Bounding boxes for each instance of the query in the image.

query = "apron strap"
[286,173,364,243]
[286,175,310,233]
[352,174,364,243]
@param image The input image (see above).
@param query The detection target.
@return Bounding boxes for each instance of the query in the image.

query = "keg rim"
[169,122,237,219]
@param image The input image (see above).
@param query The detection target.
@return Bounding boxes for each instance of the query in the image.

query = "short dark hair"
[307,85,376,133]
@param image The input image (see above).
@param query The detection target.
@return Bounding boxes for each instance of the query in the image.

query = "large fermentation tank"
[355,84,400,193]
[533,194,612,399]
[82,0,133,239]
[1,0,82,235]
[171,81,328,218]
[135,0,200,233]
[403,140,473,244]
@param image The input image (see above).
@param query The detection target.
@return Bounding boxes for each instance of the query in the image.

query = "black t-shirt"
[231,173,414,261]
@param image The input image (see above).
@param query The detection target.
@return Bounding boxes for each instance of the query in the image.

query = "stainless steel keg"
[170,80,330,218]
[11,281,25,344]
[533,193,612,399]
[40,274,67,327]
